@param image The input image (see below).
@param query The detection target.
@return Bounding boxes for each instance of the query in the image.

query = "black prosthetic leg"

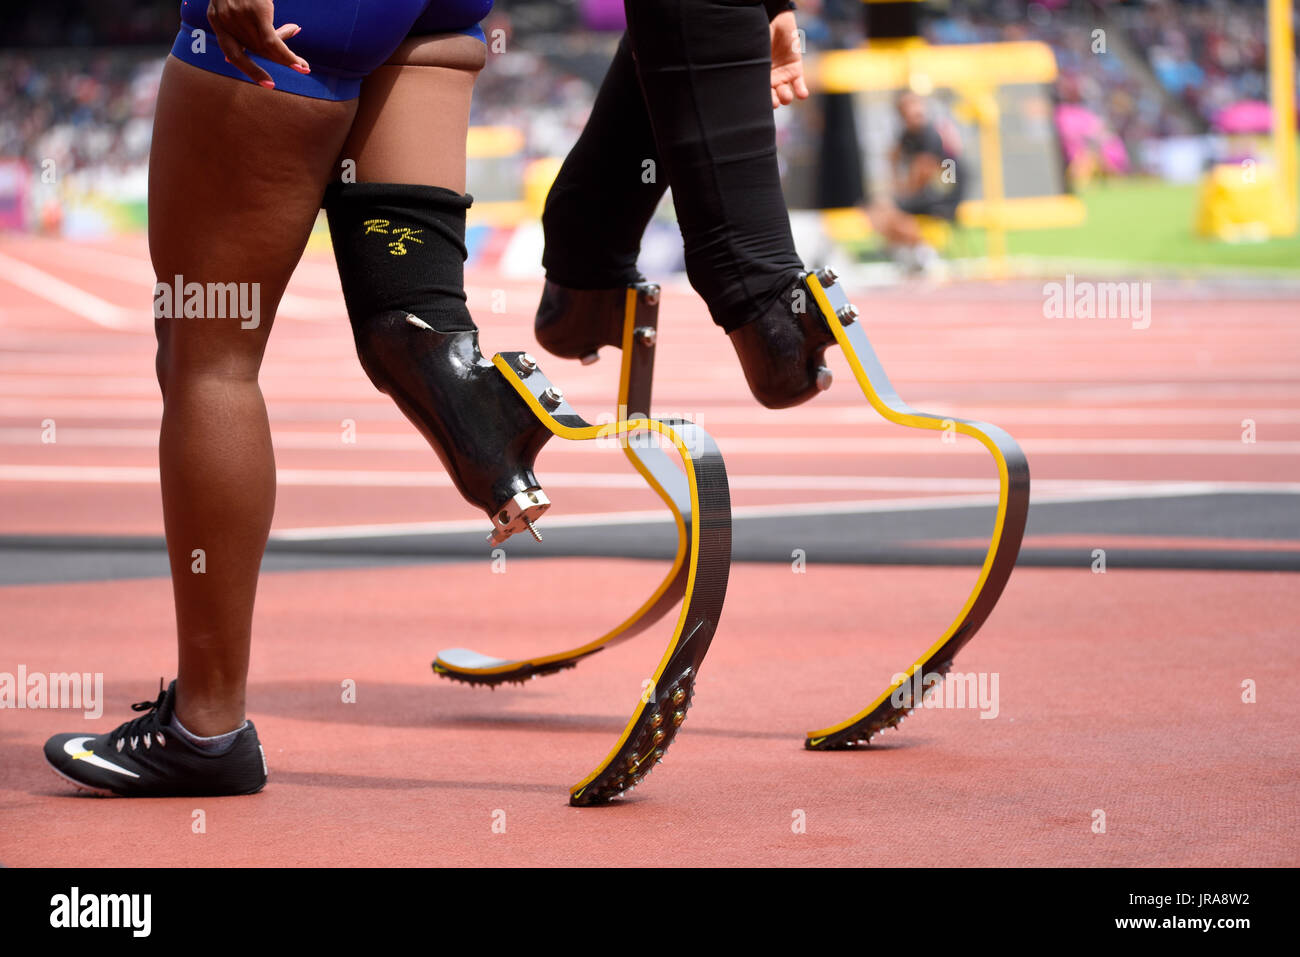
[325,182,551,543]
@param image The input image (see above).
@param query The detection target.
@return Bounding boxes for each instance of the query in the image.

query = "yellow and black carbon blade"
[801,270,1030,750]
[459,350,730,804]
[431,284,693,687]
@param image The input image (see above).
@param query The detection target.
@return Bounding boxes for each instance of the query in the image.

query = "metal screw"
[524,519,542,543]
[541,386,564,409]
[643,284,661,306]
[634,326,657,347]
[516,353,537,374]
[817,266,839,286]
[836,303,859,324]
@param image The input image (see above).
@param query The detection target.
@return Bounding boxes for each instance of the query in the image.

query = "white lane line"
[3,390,1300,427]
[0,251,136,330]
[2,246,355,325]
[3,398,1300,429]
[268,480,1300,541]
[2,429,1297,456]
[2,462,1297,498]
[0,465,999,491]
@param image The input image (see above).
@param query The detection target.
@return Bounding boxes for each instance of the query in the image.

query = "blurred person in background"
[867,90,965,273]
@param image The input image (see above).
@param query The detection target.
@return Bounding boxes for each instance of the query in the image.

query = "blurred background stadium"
[2,0,1296,275]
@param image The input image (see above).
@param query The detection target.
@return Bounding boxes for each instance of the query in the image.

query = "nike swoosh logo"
[64,736,140,779]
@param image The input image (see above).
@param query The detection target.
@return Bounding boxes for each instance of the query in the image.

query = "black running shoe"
[44,680,267,797]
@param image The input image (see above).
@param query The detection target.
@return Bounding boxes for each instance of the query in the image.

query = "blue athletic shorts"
[170,0,494,101]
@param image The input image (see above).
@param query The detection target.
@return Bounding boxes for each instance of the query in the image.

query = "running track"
[0,233,1296,866]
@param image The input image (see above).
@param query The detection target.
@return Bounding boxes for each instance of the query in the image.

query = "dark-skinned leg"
[149,56,356,734]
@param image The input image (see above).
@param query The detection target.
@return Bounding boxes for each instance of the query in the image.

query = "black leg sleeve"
[325,182,551,519]
[625,0,805,332]
[541,32,667,290]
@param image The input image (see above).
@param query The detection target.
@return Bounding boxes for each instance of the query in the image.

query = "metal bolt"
[541,386,564,409]
[836,303,859,324]
[524,519,542,543]
[817,266,839,287]
[643,284,661,305]
[671,688,686,705]
[634,326,657,347]
[516,353,537,374]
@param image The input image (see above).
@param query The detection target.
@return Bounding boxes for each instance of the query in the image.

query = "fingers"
[206,2,309,89]
[793,74,810,101]
[214,27,274,88]
[776,81,796,106]
[262,23,310,73]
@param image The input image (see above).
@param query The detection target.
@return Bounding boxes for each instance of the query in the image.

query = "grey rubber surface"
[2,491,1296,586]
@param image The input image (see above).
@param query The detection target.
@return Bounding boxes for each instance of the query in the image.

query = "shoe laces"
[112,680,168,752]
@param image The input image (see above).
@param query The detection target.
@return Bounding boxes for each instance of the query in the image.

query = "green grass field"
[843,177,1300,273]
[1002,179,1300,272]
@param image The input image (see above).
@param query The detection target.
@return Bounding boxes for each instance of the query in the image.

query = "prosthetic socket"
[536,275,836,409]
[326,182,551,542]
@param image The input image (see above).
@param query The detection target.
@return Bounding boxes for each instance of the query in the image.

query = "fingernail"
[293,63,310,74]
[260,80,275,89]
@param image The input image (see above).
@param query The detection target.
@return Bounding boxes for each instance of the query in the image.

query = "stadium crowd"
[0,1,1291,199]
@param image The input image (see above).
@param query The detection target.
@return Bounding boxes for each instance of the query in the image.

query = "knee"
[154,321,171,396]
[153,322,263,398]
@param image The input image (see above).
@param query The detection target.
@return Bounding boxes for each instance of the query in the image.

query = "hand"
[769,11,810,110]
[206,0,310,89]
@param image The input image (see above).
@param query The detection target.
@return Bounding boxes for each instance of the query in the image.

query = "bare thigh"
[149,56,358,373]
[338,33,485,189]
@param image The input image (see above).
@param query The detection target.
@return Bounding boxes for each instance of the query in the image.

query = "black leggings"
[541,0,804,333]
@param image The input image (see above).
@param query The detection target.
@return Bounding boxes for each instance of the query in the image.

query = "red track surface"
[1,234,1298,865]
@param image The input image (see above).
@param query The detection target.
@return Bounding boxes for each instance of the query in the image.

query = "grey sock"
[169,713,246,754]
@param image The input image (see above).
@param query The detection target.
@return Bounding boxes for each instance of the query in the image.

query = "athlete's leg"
[537,0,831,408]
[540,33,665,290]
[326,35,551,539]
[624,0,804,332]
[534,33,667,359]
[149,56,356,734]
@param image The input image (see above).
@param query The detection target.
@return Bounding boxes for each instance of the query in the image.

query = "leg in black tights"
[539,0,831,407]
[542,0,804,332]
